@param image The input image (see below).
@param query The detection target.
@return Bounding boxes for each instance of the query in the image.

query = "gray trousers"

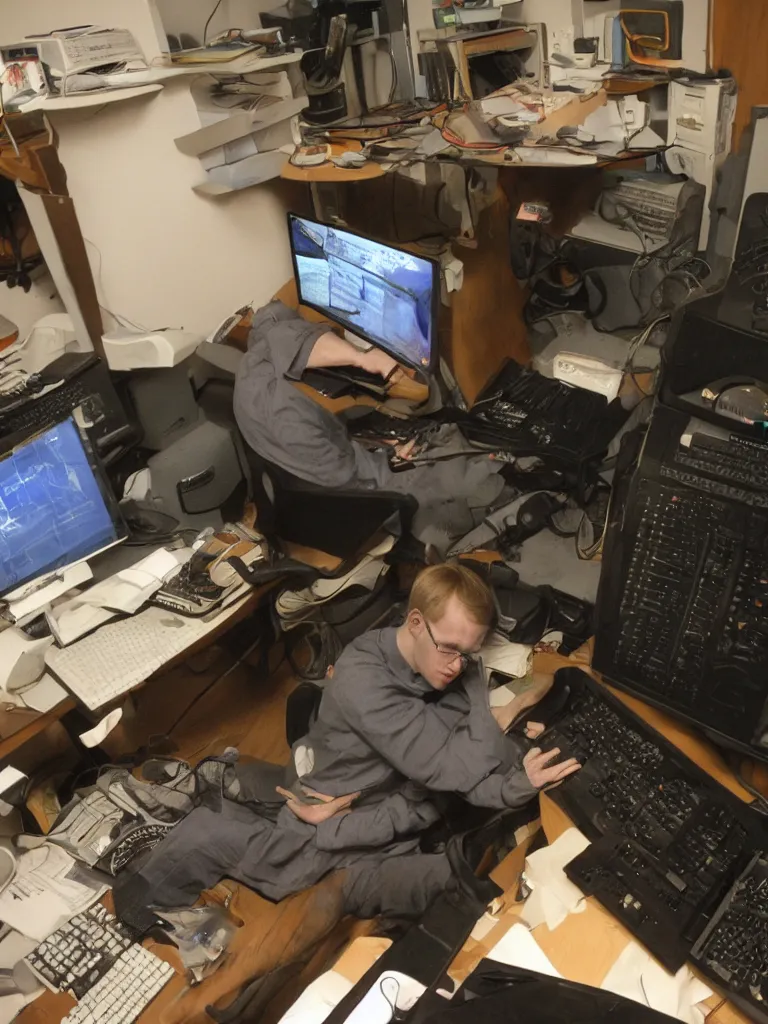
[127,803,452,919]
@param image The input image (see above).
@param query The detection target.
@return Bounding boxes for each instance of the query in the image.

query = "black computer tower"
[594,300,768,760]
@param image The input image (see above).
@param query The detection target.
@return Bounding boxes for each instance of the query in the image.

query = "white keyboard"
[61,946,174,1024]
[45,587,248,709]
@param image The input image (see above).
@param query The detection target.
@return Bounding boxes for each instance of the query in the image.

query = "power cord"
[83,237,149,332]
[386,35,398,105]
[204,0,224,43]
[167,633,264,737]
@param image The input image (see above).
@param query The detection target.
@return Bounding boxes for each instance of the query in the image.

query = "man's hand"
[523,746,581,790]
[380,437,417,462]
[276,786,360,825]
[394,439,417,462]
[358,347,398,380]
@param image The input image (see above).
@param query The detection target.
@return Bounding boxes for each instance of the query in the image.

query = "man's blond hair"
[408,563,495,627]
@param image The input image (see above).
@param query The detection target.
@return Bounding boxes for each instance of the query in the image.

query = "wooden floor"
[106,627,297,769]
[88,627,378,1024]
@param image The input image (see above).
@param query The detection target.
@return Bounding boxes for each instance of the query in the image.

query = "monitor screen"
[0,418,125,598]
[288,213,439,372]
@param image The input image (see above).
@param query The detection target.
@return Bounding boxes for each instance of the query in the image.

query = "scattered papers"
[79,708,123,749]
[487,923,562,978]
[481,633,532,680]
[20,673,68,713]
[6,562,92,623]
[0,631,52,693]
[278,971,354,1024]
[521,828,590,930]
[79,547,184,614]
[479,94,536,120]
[46,601,118,647]
[601,941,713,1024]
[471,911,501,941]
[345,971,426,1024]
[0,845,107,941]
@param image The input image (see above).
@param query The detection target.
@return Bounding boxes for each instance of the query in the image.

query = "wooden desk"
[0,583,276,770]
[293,648,758,1024]
[281,142,386,184]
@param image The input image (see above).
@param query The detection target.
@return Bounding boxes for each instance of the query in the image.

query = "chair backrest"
[285,682,324,748]
[243,441,416,564]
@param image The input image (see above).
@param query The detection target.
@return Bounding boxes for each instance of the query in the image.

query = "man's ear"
[407,608,423,632]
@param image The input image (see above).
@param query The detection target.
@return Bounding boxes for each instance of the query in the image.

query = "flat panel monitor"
[288,213,439,373]
[0,417,127,599]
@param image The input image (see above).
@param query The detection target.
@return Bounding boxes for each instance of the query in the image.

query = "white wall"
[154,0,285,46]
[1,0,296,335]
[0,273,65,339]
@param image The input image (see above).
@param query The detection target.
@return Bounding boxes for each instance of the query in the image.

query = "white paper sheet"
[481,634,532,680]
[79,547,183,614]
[0,845,107,941]
[278,970,354,1024]
[601,941,713,1024]
[79,707,123,748]
[20,672,67,713]
[486,923,563,978]
[344,971,426,1024]
[470,911,501,941]
[0,630,52,693]
[521,828,590,930]
[46,600,119,646]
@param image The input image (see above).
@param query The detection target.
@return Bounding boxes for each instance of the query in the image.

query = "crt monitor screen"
[288,213,439,373]
[0,418,126,598]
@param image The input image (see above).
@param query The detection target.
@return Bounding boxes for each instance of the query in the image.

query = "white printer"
[1,26,146,99]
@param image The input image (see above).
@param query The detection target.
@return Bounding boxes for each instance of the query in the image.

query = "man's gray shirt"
[233,301,398,490]
[294,627,538,852]
[232,302,505,546]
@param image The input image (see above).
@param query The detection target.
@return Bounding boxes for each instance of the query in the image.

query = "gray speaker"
[127,364,202,451]
[147,420,245,530]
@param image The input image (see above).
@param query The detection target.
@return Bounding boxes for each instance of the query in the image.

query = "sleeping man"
[233,301,507,550]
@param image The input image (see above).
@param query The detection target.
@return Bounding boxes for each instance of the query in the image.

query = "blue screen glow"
[291,215,435,369]
[0,419,118,595]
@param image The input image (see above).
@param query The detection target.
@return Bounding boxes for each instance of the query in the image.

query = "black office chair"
[195,377,419,590]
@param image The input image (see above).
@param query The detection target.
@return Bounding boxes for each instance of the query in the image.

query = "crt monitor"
[0,417,127,599]
[288,213,439,373]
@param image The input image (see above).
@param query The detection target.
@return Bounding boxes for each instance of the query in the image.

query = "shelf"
[24,83,164,112]
[103,51,304,87]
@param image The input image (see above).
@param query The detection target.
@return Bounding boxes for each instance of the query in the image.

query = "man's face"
[407,594,488,690]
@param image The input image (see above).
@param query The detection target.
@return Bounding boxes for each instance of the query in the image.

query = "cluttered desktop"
[0,203,768,1024]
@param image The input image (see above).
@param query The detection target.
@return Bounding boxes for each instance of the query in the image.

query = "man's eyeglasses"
[422,618,476,668]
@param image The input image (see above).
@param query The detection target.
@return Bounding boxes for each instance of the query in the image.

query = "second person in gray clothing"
[119,566,580,922]
[233,301,506,550]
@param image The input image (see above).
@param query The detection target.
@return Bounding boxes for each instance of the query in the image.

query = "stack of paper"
[0,845,107,942]
[46,547,185,646]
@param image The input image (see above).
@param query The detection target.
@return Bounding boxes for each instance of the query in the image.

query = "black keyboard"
[0,360,129,456]
[692,855,768,1022]
[547,672,762,978]
[462,360,620,462]
[596,476,768,750]
[660,466,768,508]
[675,434,768,493]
